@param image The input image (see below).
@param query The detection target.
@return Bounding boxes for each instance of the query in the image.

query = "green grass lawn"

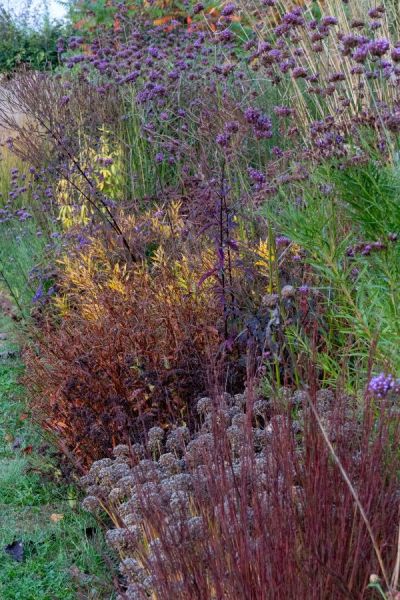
[0,315,116,600]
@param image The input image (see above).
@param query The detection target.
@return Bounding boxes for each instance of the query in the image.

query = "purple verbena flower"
[391,48,400,63]
[32,283,44,303]
[353,44,369,63]
[221,3,236,17]
[369,38,390,57]
[248,167,266,186]
[216,133,230,147]
[292,66,307,78]
[298,285,309,295]
[320,16,338,27]
[276,235,290,247]
[273,105,293,117]
[193,3,204,14]
[368,7,384,19]
[368,373,400,398]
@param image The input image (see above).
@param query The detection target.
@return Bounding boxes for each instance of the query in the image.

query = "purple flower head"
[298,285,309,295]
[320,16,338,27]
[258,41,272,54]
[244,39,256,51]
[272,146,284,158]
[216,133,230,147]
[245,107,261,124]
[341,33,361,49]
[368,7,384,19]
[282,8,305,27]
[33,283,44,304]
[273,105,293,117]
[225,120,239,134]
[148,46,160,58]
[292,66,307,79]
[276,235,290,247]
[193,3,204,14]
[56,37,65,53]
[123,70,140,83]
[328,71,345,82]
[368,373,400,398]
[350,64,364,74]
[244,108,272,138]
[267,48,282,63]
[77,235,90,249]
[221,3,236,17]
[369,38,390,57]
[274,23,290,37]
[248,167,266,186]
[391,48,400,63]
[385,111,400,132]
[353,44,369,63]
[218,29,234,43]
[168,69,179,80]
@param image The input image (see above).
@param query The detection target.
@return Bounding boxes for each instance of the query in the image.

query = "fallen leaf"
[22,445,33,454]
[4,540,24,562]
[19,413,29,421]
[50,513,64,523]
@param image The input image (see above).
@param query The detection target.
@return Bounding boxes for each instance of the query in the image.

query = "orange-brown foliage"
[24,222,222,467]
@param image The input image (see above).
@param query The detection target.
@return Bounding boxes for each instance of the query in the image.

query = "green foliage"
[67,0,117,32]
[0,7,65,73]
[264,160,400,383]
[322,160,400,239]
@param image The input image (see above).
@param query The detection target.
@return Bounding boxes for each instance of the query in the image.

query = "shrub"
[0,7,65,73]
[23,214,223,465]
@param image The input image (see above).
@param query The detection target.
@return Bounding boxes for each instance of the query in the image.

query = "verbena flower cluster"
[56,0,400,180]
[368,372,400,398]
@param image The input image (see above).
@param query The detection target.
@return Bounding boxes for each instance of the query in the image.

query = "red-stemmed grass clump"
[81,383,400,599]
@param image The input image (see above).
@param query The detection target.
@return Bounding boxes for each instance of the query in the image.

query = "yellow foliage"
[53,199,220,332]
[148,200,184,240]
[56,128,124,231]
[53,294,69,318]
[255,239,276,273]
[107,263,129,296]
[152,245,167,269]
[173,247,215,296]
[254,238,278,293]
